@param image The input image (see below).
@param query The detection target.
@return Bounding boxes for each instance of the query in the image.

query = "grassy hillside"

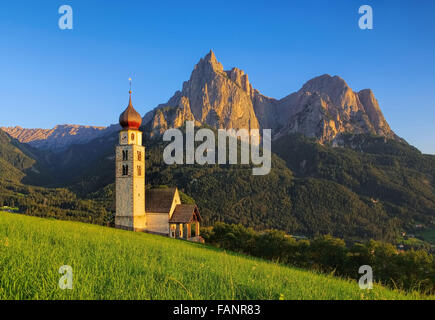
[0,130,35,182]
[0,129,56,185]
[0,212,431,300]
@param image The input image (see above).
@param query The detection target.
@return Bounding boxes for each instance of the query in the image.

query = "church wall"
[146,213,170,235]
[168,189,181,219]
[132,144,146,230]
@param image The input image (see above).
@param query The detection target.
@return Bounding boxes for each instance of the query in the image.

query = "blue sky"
[0,0,434,154]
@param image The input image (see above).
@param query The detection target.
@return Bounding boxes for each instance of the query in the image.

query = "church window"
[137,165,141,176]
[122,150,128,161]
[122,165,129,176]
[131,133,135,141]
[137,151,142,161]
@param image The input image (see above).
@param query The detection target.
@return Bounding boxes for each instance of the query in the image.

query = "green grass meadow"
[0,212,432,300]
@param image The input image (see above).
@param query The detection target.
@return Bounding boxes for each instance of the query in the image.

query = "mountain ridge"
[3,51,401,151]
[1,124,118,152]
[144,51,400,145]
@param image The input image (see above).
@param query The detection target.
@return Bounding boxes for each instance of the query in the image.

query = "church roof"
[145,188,178,213]
[169,204,202,223]
[119,91,142,130]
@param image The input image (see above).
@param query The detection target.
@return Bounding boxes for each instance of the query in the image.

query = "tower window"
[122,165,129,176]
[131,133,135,141]
[137,165,141,176]
[137,151,142,161]
[122,150,128,161]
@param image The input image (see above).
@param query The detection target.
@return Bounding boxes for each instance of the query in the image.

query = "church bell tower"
[115,85,146,231]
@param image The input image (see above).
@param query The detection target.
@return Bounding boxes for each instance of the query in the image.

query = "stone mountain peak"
[145,51,399,144]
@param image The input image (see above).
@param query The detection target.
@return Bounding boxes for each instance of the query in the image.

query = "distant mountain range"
[3,50,402,151]
[145,50,400,144]
[0,124,118,151]
[1,51,434,242]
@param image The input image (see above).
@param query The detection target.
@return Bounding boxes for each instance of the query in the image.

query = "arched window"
[122,150,128,161]
[131,133,135,141]
[122,165,128,176]
[137,151,142,161]
[137,165,141,176]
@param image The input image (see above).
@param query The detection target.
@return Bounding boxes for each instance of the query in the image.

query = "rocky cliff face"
[147,50,259,137]
[145,51,399,144]
[5,51,399,150]
[274,75,398,143]
[1,124,116,151]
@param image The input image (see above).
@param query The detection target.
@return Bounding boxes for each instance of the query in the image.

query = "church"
[114,89,203,242]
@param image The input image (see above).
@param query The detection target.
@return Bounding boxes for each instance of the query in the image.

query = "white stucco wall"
[146,213,170,235]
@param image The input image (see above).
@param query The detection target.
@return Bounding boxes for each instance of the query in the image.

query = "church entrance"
[169,205,204,243]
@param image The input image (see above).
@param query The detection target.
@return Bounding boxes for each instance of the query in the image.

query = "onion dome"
[119,90,142,130]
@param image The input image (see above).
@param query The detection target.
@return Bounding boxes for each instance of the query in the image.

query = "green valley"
[1,126,435,245]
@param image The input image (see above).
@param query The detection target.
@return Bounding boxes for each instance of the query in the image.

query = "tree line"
[202,222,435,295]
